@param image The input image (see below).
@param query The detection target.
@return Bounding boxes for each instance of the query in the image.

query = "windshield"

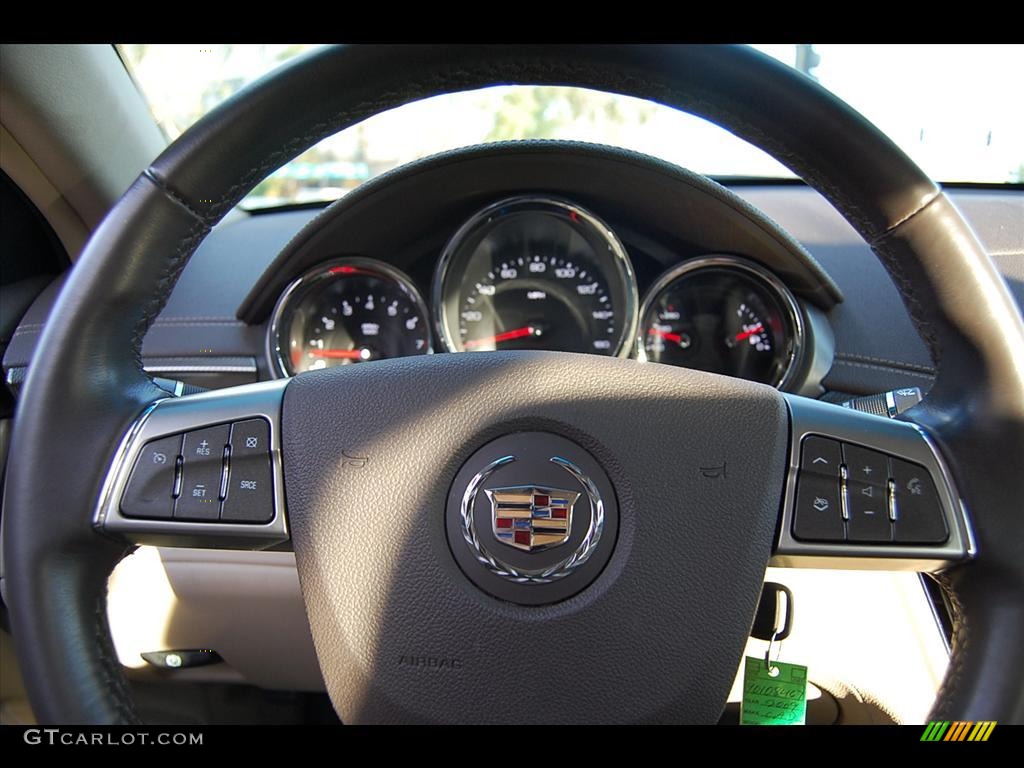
[118,44,1024,210]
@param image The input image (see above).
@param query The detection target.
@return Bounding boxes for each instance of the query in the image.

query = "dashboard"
[267,193,807,389]
[3,141,1022,409]
[223,142,847,401]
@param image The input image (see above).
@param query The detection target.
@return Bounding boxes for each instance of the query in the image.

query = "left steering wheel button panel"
[175,424,231,521]
[121,434,183,519]
[101,380,289,547]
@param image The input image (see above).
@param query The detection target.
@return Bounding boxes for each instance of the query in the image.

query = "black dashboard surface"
[4,183,1022,399]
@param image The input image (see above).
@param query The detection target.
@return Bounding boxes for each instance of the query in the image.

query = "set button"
[176,425,230,521]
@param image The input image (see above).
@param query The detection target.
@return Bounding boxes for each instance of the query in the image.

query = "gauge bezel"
[636,255,806,390]
[266,256,433,379]
[432,196,639,358]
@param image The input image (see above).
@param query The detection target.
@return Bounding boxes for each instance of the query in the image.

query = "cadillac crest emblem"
[486,485,580,552]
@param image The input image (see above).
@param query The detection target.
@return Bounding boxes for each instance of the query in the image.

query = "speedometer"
[433,197,638,356]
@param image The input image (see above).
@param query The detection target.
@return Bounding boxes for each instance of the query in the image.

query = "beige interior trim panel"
[107,547,324,691]
[0,126,88,259]
[0,43,166,260]
[108,548,948,723]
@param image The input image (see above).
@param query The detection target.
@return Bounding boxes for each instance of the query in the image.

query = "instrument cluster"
[268,195,806,389]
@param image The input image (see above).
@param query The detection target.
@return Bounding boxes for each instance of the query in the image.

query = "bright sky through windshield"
[118,44,1024,209]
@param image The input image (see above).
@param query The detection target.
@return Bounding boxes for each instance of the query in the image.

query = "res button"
[175,424,230,521]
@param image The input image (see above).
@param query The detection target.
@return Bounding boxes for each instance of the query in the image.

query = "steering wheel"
[5,45,1023,724]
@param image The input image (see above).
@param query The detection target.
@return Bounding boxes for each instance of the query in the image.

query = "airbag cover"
[282,351,787,723]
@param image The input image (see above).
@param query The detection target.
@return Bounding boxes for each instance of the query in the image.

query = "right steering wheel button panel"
[791,435,949,546]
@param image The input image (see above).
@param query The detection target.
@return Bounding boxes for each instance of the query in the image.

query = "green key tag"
[740,656,808,725]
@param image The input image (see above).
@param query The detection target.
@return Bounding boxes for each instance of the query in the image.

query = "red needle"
[647,328,685,344]
[734,324,764,342]
[464,326,536,350]
[308,349,364,359]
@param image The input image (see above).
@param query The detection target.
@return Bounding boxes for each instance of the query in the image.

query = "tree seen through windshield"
[118,44,1024,209]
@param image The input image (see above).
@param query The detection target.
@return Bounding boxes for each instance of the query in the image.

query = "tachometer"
[433,197,638,356]
[268,258,431,377]
[638,256,804,388]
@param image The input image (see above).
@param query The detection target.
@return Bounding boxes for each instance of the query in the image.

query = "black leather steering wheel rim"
[5,44,1023,724]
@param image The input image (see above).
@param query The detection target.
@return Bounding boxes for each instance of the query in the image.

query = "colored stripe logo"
[488,485,579,552]
[921,720,996,742]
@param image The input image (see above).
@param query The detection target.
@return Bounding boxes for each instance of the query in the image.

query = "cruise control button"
[121,434,182,519]
[891,459,948,544]
[222,419,274,523]
[846,481,892,542]
[792,472,844,542]
[175,424,230,521]
[800,436,842,476]
[842,443,888,487]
